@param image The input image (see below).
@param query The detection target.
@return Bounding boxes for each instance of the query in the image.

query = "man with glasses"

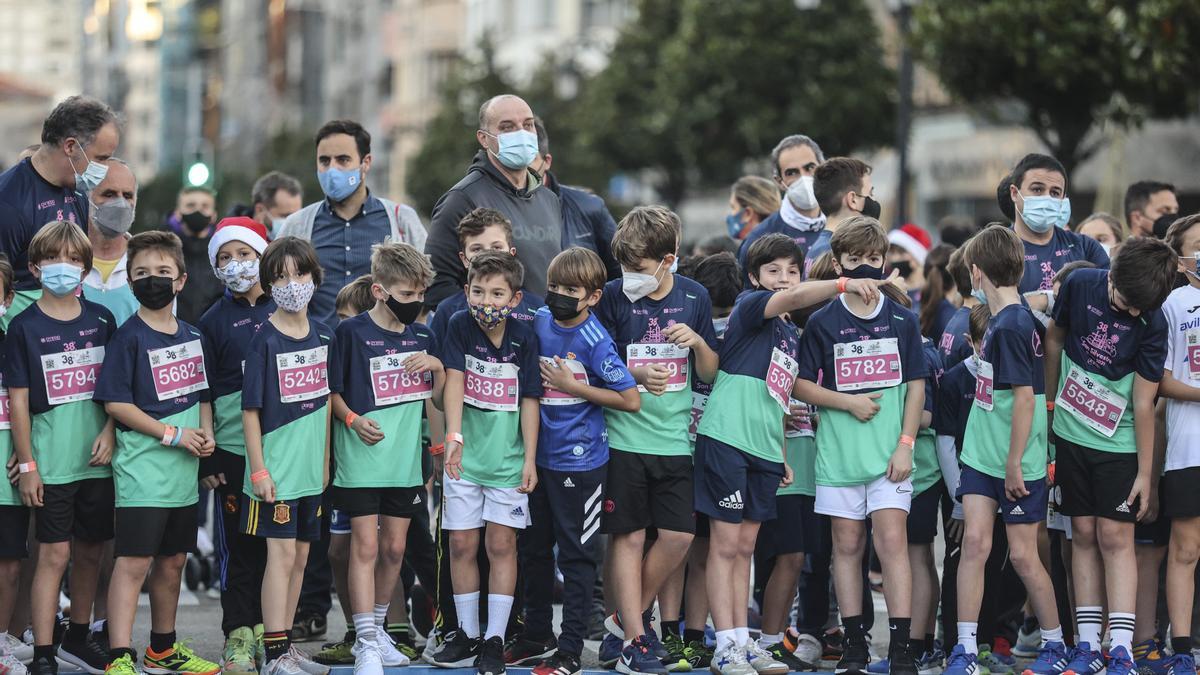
[737,135,827,280]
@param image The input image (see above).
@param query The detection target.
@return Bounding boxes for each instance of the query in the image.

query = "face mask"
[840,262,885,281]
[726,212,748,239]
[545,290,583,322]
[182,211,211,234]
[469,301,512,330]
[485,129,539,170]
[0,303,7,320]
[318,167,362,202]
[970,286,988,305]
[1017,192,1069,234]
[1182,255,1200,281]
[385,294,422,325]
[271,280,315,313]
[712,316,729,338]
[1100,242,1112,257]
[1153,212,1179,239]
[669,256,679,274]
[858,194,882,220]
[215,258,260,294]
[90,196,135,237]
[131,275,177,310]
[270,217,287,236]
[622,259,666,303]
[890,259,913,278]
[38,262,83,297]
[68,144,108,194]
[786,175,818,211]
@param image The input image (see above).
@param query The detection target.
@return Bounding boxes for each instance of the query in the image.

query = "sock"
[716,629,737,654]
[888,618,911,653]
[373,604,389,630]
[684,628,706,645]
[759,633,783,647]
[925,634,935,654]
[1041,625,1063,647]
[65,621,90,643]
[34,645,55,660]
[1173,637,1193,656]
[108,647,136,662]
[958,622,979,655]
[149,631,176,653]
[735,627,750,646]
[353,613,376,642]
[91,620,107,634]
[454,592,481,639]
[662,619,681,638]
[1075,607,1103,648]
[264,631,289,663]
[844,615,867,646]
[485,594,514,640]
[1108,612,1135,653]
[386,623,411,644]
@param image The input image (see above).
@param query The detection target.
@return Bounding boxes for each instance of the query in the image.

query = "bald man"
[82,159,139,324]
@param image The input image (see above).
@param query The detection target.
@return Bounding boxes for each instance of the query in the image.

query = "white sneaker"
[375,631,410,667]
[711,645,757,675]
[421,629,443,665]
[792,633,822,668]
[287,645,332,675]
[1013,625,1041,658]
[1,633,32,666]
[0,652,28,675]
[265,653,308,675]
[352,638,385,675]
[743,640,789,675]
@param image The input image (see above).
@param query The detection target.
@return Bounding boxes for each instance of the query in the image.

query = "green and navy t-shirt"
[198,294,275,456]
[912,338,944,495]
[429,288,543,357]
[4,299,116,485]
[0,344,17,507]
[533,308,636,472]
[1051,268,1167,452]
[939,306,974,368]
[442,310,542,488]
[796,296,928,487]
[1019,228,1109,293]
[934,358,977,455]
[330,312,434,489]
[595,276,717,457]
[697,290,799,464]
[242,319,334,500]
[94,314,211,508]
[778,325,816,498]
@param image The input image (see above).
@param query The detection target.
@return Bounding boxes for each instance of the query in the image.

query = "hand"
[90,426,115,466]
[252,475,277,503]
[1005,463,1029,501]
[6,454,17,485]
[887,444,912,482]
[786,402,811,427]
[846,392,883,422]
[444,439,463,480]
[198,429,216,457]
[780,463,794,488]
[664,323,704,349]
[540,357,579,394]
[1127,474,1151,520]
[351,416,385,445]
[518,461,538,494]
[200,472,226,490]
[19,470,44,507]
[404,352,443,376]
[1143,487,1160,524]
[178,427,207,456]
[634,364,670,396]
[843,270,900,304]
[1134,477,1157,523]
[945,516,964,544]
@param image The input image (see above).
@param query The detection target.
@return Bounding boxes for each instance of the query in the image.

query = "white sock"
[735,627,750,646]
[485,594,514,640]
[353,613,376,641]
[1109,612,1135,653]
[716,630,737,654]
[958,622,978,655]
[90,620,106,633]
[1041,625,1064,647]
[454,592,480,639]
[1075,607,1103,648]
[373,604,389,630]
[759,632,783,647]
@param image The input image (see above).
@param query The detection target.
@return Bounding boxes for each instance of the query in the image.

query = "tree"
[913,0,1200,175]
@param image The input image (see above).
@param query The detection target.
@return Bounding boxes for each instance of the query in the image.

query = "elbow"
[623,392,642,413]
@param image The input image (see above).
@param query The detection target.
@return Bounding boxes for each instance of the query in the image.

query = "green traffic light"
[186,162,211,187]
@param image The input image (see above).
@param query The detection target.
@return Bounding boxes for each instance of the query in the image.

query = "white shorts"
[815,474,913,520]
[441,474,530,530]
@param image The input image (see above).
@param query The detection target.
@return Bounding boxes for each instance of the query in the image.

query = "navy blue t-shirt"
[242,319,335,435]
[928,298,956,342]
[94,314,212,423]
[796,296,929,393]
[429,288,544,356]
[199,295,276,399]
[802,229,833,278]
[594,276,718,358]
[1051,268,1167,382]
[441,310,543,400]
[982,304,1045,395]
[934,359,976,452]
[921,338,943,413]
[737,211,824,285]
[0,159,88,290]
[939,306,974,369]
[329,312,435,415]
[1020,227,1109,293]
[5,300,116,415]
[717,290,801,379]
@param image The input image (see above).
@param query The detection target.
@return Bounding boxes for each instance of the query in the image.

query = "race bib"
[369,351,432,406]
[1187,329,1200,380]
[1058,365,1127,438]
[785,399,814,438]
[766,347,799,413]
[973,360,994,411]
[43,346,105,405]
[834,338,902,392]
[276,346,329,404]
[687,391,709,442]
[627,343,689,393]
[464,356,519,412]
[539,357,588,406]
[0,381,10,431]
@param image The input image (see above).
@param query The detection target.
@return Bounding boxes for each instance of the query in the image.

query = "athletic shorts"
[694,435,784,524]
[332,486,427,520]
[1163,466,1200,519]
[329,509,351,536]
[1055,438,1139,523]
[908,484,944,544]
[758,494,821,556]
[814,474,913,520]
[0,505,30,558]
[37,478,115,544]
[957,465,1048,525]
[241,495,322,541]
[441,476,529,530]
[114,505,197,557]
[600,449,694,535]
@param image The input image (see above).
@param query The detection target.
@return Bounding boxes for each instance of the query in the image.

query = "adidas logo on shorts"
[1010,505,1024,516]
[1116,501,1131,513]
[511,506,525,517]
[563,477,575,488]
[412,495,422,505]
[718,490,744,510]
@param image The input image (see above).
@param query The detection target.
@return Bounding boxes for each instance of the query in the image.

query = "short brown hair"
[1052,260,1096,287]
[813,157,871,216]
[547,247,606,293]
[830,216,888,259]
[731,176,782,221]
[336,274,375,316]
[127,230,184,277]
[968,303,990,343]
[963,223,1024,288]
[807,251,838,281]
[1111,237,1176,312]
[30,221,93,275]
[371,242,434,290]
[611,205,681,267]
[467,250,523,293]
[0,253,14,299]
[947,246,971,300]
[1165,214,1200,258]
[457,208,513,250]
[746,233,804,284]
[260,236,324,292]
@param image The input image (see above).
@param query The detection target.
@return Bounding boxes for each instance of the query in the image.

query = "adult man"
[81,158,138,324]
[425,94,562,306]
[1124,180,1179,238]
[738,134,826,275]
[277,119,426,326]
[803,157,880,272]
[530,118,620,280]
[169,186,224,323]
[0,95,120,325]
[250,171,303,239]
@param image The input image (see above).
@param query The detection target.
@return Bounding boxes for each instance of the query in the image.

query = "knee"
[614,531,645,553]
[774,553,805,576]
[1097,523,1133,554]
[328,536,350,565]
[832,530,865,558]
[872,527,906,557]
[380,537,406,567]
[1008,546,1041,578]
[962,530,992,562]
[350,534,377,564]
[1171,538,1200,566]
[1072,520,1098,547]
[40,542,72,570]
[448,532,475,561]
[485,531,515,561]
[269,542,298,568]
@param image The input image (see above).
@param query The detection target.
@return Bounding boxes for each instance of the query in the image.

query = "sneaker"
[103,654,137,675]
[606,613,629,640]
[889,645,918,675]
[221,627,259,675]
[374,631,410,667]
[599,635,623,670]
[1134,640,1171,675]
[254,625,266,667]
[314,631,356,666]
[1,634,32,666]
[825,630,846,662]
[836,642,871,675]
[142,641,221,675]
[686,641,715,671]
[662,633,693,672]
[263,652,307,675]
[979,645,1015,675]
[645,629,670,661]
[943,646,980,675]
[1022,641,1068,675]
[428,630,481,669]
[1167,653,1196,675]
[477,636,506,675]
[1061,642,1106,675]
[422,629,444,665]
[1014,627,1042,659]
[89,625,109,658]
[532,651,582,675]
[384,627,418,662]
[0,653,27,675]
[782,631,821,670]
[744,640,789,675]
[27,656,54,675]
[619,637,669,675]
[503,633,557,666]
[1108,646,1136,675]
[868,658,890,674]
[286,645,331,675]
[351,638,384,675]
[916,650,944,675]
[291,613,327,643]
[57,636,110,675]
[709,645,755,675]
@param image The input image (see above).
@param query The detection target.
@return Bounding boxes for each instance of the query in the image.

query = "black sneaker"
[836,642,871,675]
[477,636,506,675]
[503,633,557,666]
[290,611,327,642]
[888,644,917,675]
[30,655,57,675]
[58,635,111,675]
[91,622,111,654]
[429,630,481,668]
[767,642,812,672]
[533,651,582,675]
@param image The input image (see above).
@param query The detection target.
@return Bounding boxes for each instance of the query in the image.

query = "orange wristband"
[1046,401,1056,411]
[837,277,848,294]
[345,412,358,428]
[429,443,445,456]
[898,434,915,448]
[250,469,271,484]
[18,461,36,474]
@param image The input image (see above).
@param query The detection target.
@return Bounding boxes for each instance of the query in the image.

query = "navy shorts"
[694,435,784,524]
[957,465,1047,524]
[907,484,944,544]
[759,494,821,556]
[240,494,322,541]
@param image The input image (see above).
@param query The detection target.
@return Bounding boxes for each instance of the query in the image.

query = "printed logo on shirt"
[1079,319,1123,367]
[600,356,625,384]
[719,490,744,510]
[563,477,575,488]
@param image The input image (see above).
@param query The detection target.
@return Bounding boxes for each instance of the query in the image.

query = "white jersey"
[1162,284,1200,471]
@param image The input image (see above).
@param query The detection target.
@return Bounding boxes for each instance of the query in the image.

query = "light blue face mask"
[485,129,539,170]
[69,144,108,194]
[1018,191,1071,233]
[39,262,83,297]
[971,286,988,305]
[318,167,362,202]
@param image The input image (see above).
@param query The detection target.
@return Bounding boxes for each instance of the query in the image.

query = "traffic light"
[183,141,214,188]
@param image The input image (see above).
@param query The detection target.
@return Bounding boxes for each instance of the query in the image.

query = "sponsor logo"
[1009,505,1025,516]
[718,490,744,510]
[1116,501,1130,513]
[604,499,615,513]
[510,506,524,517]
[563,477,575,488]
[412,495,422,505]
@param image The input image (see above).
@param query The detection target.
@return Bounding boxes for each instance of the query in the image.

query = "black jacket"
[547,173,621,281]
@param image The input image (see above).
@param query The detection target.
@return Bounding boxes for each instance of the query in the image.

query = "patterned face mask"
[271,279,314,313]
[469,301,513,330]
[215,258,260,293]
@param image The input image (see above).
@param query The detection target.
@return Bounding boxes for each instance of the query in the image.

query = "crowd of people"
[0,93,1196,675]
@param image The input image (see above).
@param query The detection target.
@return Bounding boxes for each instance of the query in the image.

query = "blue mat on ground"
[327,668,842,675]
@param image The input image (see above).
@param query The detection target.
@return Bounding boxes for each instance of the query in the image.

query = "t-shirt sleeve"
[902,319,930,382]
[796,324,824,383]
[429,302,451,356]
[1135,312,1169,383]
[94,331,135,404]
[519,331,543,399]
[1052,273,1077,328]
[731,290,773,333]
[442,317,467,372]
[933,372,958,435]
[922,349,941,413]
[329,323,349,394]
[991,326,1034,387]
[197,331,214,403]
[4,321,29,388]
[241,335,267,410]
[590,336,636,392]
[692,288,718,351]
[594,284,619,338]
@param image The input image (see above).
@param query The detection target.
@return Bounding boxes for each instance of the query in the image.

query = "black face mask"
[1153,212,1179,239]
[841,262,885,281]
[385,294,422,325]
[131,275,177,310]
[858,195,882,220]
[181,211,211,234]
[890,259,914,278]
[545,290,583,322]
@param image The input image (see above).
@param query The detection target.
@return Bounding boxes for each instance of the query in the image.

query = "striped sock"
[263,631,289,663]
[1075,606,1103,648]
[1108,612,1135,653]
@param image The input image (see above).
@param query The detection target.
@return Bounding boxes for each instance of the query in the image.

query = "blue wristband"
[171,426,184,447]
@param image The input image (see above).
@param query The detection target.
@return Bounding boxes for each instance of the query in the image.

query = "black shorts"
[37,478,115,544]
[0,505,30,558]
[601,449,694,535]
[1134,484,1170,545]
[1056,438,1139,522]
[759,494,821,556]
[907,484,944,544]
[1162,466,1200,519]
[114,505,197,557]
[241,494,322,541]
[332,486,427,519]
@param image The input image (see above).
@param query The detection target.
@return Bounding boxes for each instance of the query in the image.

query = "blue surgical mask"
[485,129,539,170]
[39,262,83,297]
[1017,191,1070,234]
[726,212,747,239]
[971,286,988,305]
[712,316,729,338]
[318,167,362,202]
[69,145,108,194]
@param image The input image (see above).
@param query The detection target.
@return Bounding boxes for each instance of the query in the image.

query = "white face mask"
[712,316,729,338]
[786,175,818,211]
[622,259,666,303]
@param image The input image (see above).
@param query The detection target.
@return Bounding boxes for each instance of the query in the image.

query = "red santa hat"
[208,217,270,267]
[887,223,931,265]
